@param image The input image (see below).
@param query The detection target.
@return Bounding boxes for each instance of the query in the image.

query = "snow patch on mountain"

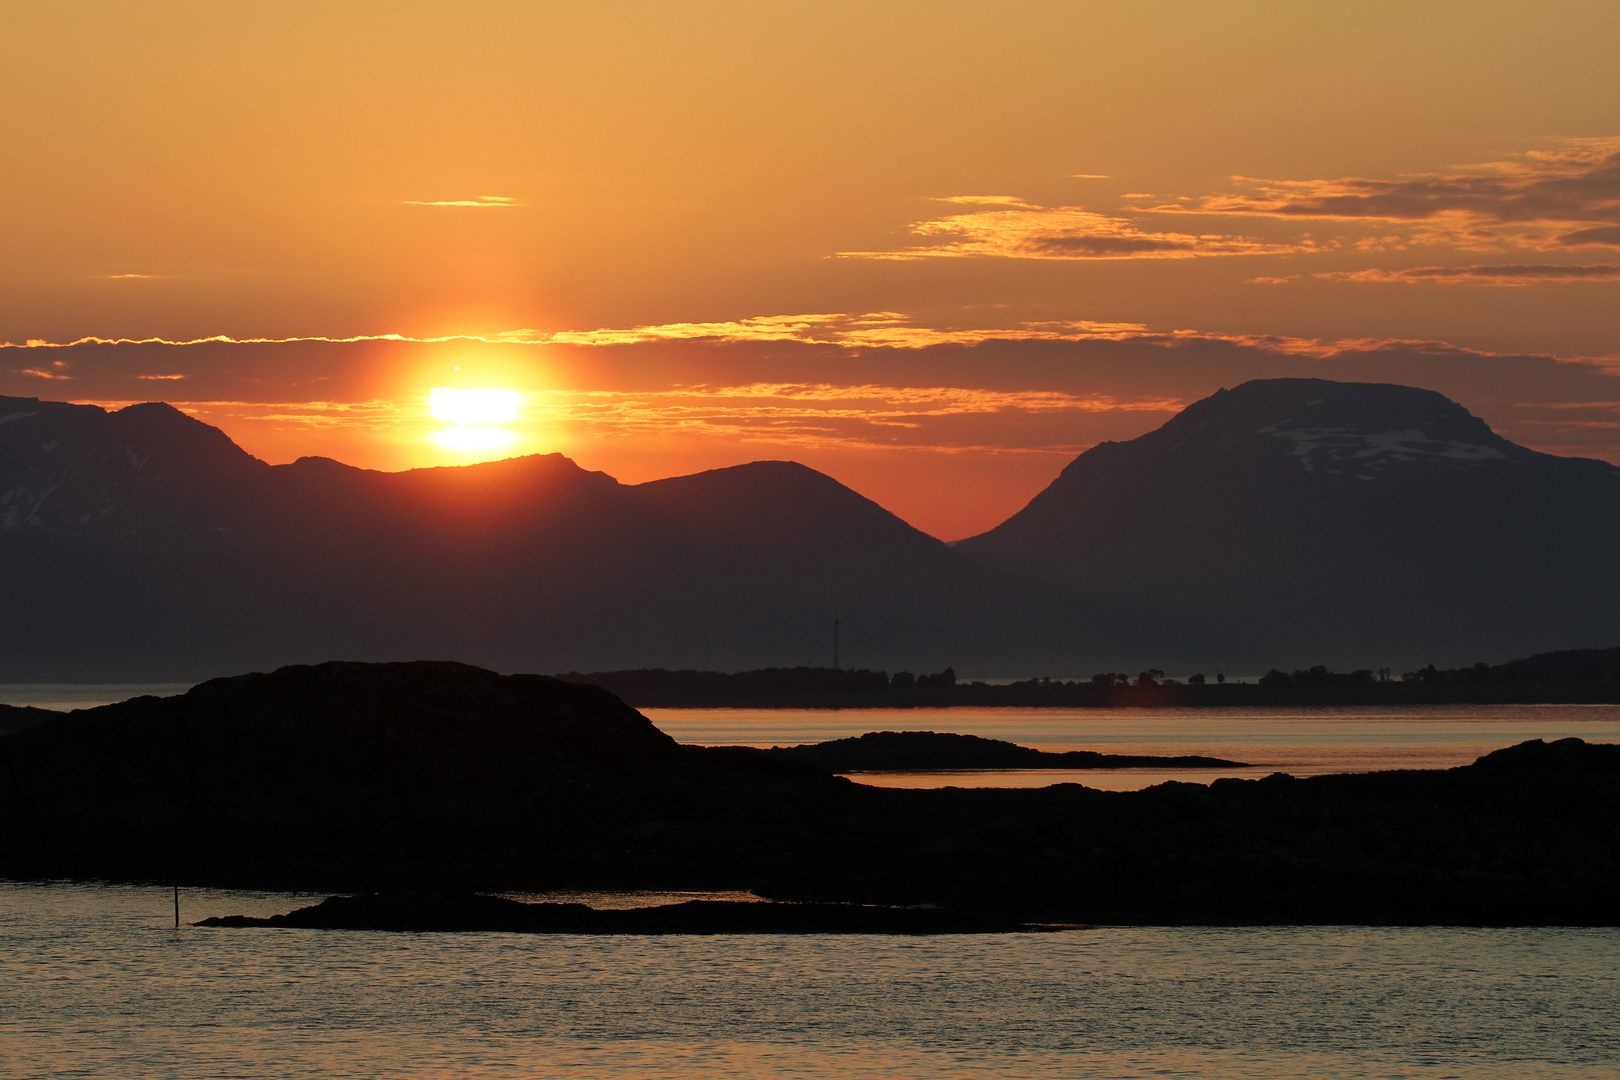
[1257,422,1509,474]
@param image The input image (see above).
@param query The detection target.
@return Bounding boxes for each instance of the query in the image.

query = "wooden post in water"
[173,884,180,928]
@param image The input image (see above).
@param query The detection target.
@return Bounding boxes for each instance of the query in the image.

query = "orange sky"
[3,1,1619,537]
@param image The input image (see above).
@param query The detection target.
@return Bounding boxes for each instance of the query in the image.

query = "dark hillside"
[0,395,1151,680]
[958,378,1620,669]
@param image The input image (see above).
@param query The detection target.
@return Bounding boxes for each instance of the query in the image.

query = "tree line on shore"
[1257,646,1620,688]
[557,645,1620,705]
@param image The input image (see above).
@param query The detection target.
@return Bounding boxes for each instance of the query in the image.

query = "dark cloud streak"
[1188,140,1620,251]
[1318,263,1620,284]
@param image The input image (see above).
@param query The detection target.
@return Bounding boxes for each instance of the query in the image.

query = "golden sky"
[4,1,1619,537]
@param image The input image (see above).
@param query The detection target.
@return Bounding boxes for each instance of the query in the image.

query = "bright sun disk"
[430,426,519,454]
[429,387,521,425]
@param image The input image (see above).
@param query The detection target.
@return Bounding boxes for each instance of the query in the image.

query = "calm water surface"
[2,883,1616,1080]
[5,688,1618,791]
[646,703,1620,789]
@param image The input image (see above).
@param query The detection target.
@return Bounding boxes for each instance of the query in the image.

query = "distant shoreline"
[558,648,1620,709]
[570,681,1620,710]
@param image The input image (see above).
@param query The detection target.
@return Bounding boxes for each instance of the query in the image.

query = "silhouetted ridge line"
[0,704,63,736]
[7,378,1620,677]
[956,377,1620,669]
[0,393,1145,680]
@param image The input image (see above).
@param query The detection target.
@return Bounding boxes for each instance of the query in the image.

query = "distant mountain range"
[2,377,1617,680]
[957,377,1620,668]
[0,396,1146,680]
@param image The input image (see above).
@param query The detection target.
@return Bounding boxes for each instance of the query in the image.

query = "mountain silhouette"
[0,395,1150,680]
[956,378,1620,668]
[9,381,1619,678]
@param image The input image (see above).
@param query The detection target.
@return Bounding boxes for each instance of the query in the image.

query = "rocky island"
[763,730,1247,771]
[1,660,1617,926]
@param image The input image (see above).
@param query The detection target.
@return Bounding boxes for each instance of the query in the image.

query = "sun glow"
[429,426,519,453]
[426,387,524,460]
[428,387,521,424]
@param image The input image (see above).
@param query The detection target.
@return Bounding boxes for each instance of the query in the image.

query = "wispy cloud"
[17,315,1620,477]
[400,195,521,207]
[1182,138,1620,251]
[838,197,1311,261]
[94,272,174,280]
[546,312,1154,346]
[839,140,1620,277]
[1313,263,1620,285]
[3,333,423,349]
[65,400,411,430]
[520,383,1185,454]
[0,316,1405,358]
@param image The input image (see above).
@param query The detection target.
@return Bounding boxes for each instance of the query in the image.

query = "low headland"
[2,660,1618,927]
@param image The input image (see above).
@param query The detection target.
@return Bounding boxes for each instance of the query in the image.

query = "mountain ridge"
[5,378,1619,678]
[957,377,1620,668]
[0,394,1146,680]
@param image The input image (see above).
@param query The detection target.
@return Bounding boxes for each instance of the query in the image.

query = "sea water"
[6,688,1619,791]
[1,883,1616,1079]
[646,703,1620,788]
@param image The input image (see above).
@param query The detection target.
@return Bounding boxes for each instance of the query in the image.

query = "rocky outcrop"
[1471,736,1620,772]
[768,730,1247,771]
[196,891,1051,934]
[0,660,835,849]
[2,663,1618,925]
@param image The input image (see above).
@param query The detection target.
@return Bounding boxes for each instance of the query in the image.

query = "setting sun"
[429,426,519,454]
[428,388,521,425]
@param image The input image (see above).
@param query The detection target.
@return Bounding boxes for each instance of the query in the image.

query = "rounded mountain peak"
[1133,378,1519,477]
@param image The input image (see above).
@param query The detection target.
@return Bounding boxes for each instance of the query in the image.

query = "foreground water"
[3,883,1616,1080]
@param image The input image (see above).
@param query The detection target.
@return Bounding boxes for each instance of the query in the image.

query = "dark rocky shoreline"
[3,661,1618,926]
[196,892,1058,934]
